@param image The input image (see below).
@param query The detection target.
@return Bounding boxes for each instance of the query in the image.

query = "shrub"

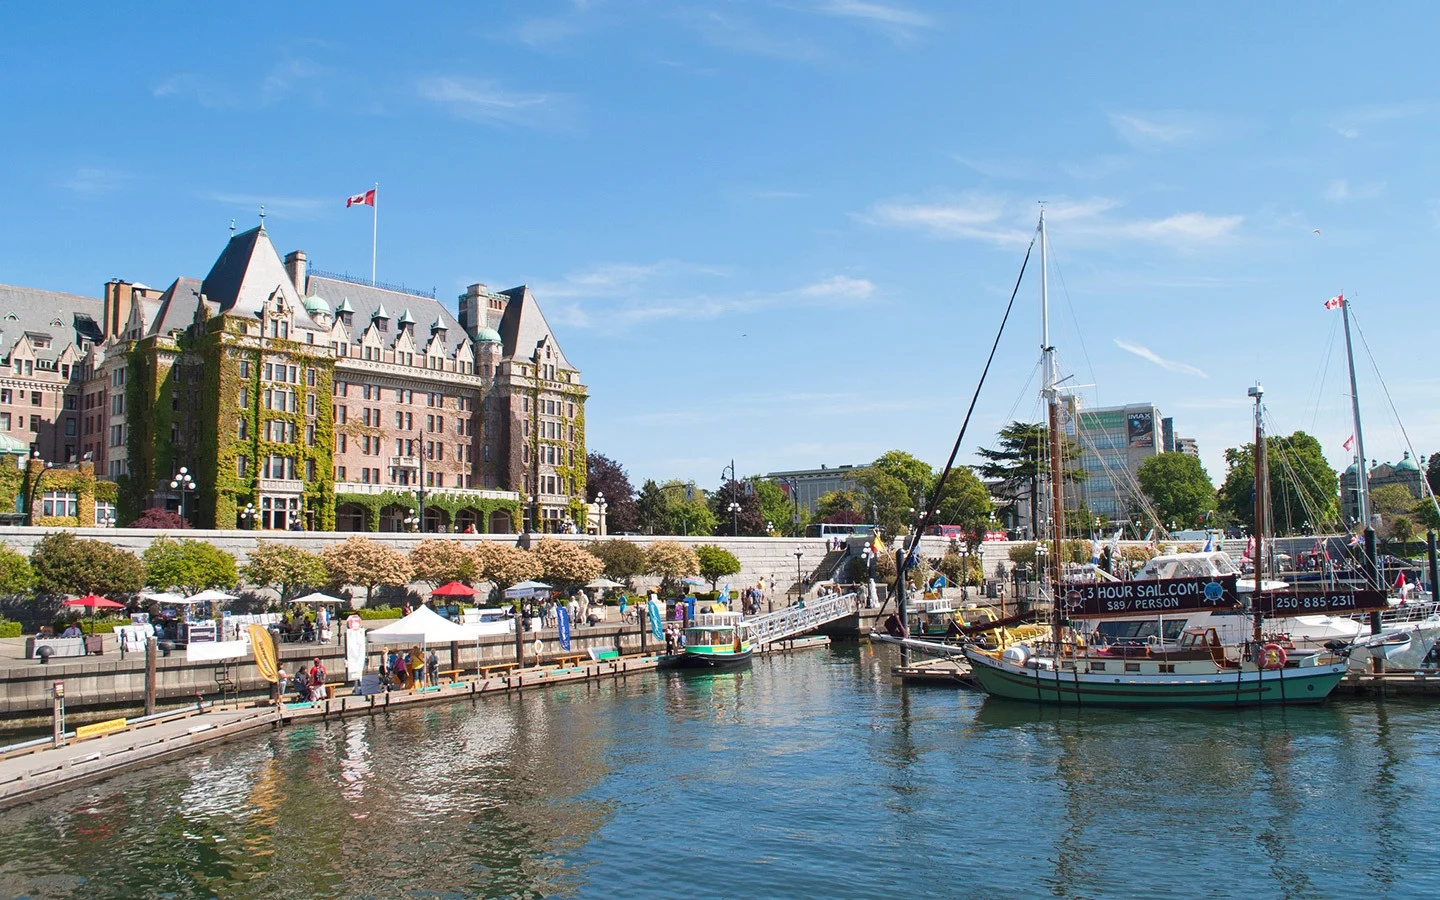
[0,618,20,638]
[588,540,647,581]
[128,508,190,529]
[143,536,238,594]
[241,542,328,603]
[355,606,402,620]
[31,532,143,598]
[695,545,741,589]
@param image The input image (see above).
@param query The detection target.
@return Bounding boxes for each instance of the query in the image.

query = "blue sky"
[2,2,1437,492]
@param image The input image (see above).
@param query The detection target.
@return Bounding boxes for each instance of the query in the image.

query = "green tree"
[647,481,716,536]
[30,532,143,598]
[708,479,765,536]
[143,536,238,594]
[975,421,1083,540]
[1137,453,1217,530]
[636,479,664,534]
[1427,452,1440,498]
[1390,515,1416,546]
[1217,432,1338,534]
[695,544,741,589]
[756,478,809,536]
[241,542,328,603]
[588,539,648,582]
[931,467,994,548]
[1372,484,1418,539]
[0,545,35,596]
[815,488,866,524]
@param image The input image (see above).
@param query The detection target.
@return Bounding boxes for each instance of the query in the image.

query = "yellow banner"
[249,624,278,683]
[76,718,127,740]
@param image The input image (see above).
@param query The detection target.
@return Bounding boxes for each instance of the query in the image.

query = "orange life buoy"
[1260,642,1287,670]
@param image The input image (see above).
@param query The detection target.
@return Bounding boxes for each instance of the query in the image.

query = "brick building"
[71,223,588,532]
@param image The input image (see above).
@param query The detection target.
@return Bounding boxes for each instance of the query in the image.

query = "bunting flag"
[556,605,571,651]
[346,188,376,208]
[1348,533,1362,547]
[647,599,664,640]
[1203,534,1214,552]
[1324,293,1344,310]
[1108,528,1123,555]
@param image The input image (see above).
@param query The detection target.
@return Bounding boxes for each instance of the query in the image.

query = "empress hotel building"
[0,224,590,533]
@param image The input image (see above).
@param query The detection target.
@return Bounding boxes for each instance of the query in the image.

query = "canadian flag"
[1343,435,1355,452]
[1324,293,1344,310]
[346,188,376,208]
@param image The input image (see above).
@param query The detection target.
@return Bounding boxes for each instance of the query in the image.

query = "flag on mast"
[346,189,376,208]
[1323,293,1344,310]
[1343,434,1355,452]
[345,184,380,285]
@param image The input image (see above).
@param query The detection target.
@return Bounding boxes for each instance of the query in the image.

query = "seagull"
[1313,229,1322,235]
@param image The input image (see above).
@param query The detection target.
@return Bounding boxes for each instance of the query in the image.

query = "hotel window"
[64,418,76,436]
[307,368,316,387]
[0,414,8,430]
[237,456,249,478]
[0,390,9,404]
[41,491,78,517]
[306,424,315,446]
[306,394,316,416]
[305,458,316,481]
[240,387,249,408]
[335,466,346,481]
[29,415,39,432]
[95,501,115,526]
[337,434,347,453]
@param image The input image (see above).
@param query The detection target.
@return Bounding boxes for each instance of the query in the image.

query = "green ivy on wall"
[332,490,520,533]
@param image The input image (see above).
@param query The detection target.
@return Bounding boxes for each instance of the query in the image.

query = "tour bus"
[803,523,877,539]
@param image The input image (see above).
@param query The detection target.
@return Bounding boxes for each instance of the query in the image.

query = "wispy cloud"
[1329,101,1433,139]
[416,76,572,129]
[812,0,932,27]
[1113,338,1208,378]
[863,194,1031,245]
[673,8,822,61]
[153,55,330,110]
[204,192,331,220]
[1323,178,1385,202]
[1108,111,1208,147]
[1112,212,1243,243]
[58,166,135,197]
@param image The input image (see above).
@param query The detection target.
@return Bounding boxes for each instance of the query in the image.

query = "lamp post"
[727,501,741,536]
[169,467,196,522]
[1036,542,1048,588]
[595,491,607,536]
[794,549,804,601]
[403,510,421,532]
[766,520,774,536]
[240,503,257,530]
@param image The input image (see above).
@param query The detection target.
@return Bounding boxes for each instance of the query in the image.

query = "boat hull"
[963,647,1347,707]
[661,648,754,670]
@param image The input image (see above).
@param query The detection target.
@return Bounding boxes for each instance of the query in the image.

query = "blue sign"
[556,605,571,651]
[647,599,664,640]
[686,597,696,622]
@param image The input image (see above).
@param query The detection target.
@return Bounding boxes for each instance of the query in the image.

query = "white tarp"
[186,640,249,662]
[367,605,481,645]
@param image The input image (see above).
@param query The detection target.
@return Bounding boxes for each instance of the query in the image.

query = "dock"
[0,635,832,808]
[1332,670,1440,698]
[893,655,976,687]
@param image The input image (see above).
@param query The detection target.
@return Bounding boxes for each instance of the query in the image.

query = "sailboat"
[961,213,1351,706]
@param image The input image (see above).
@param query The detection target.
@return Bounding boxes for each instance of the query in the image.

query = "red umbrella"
[431,582,477,597]
[65,595,124,610]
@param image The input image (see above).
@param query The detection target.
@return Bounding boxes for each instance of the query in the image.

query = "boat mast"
[1340,297,1382,635]
[1040,210,1065,651]
[1249,383,1265,644]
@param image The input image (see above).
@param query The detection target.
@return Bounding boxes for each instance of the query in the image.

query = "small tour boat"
[663,612,753,669]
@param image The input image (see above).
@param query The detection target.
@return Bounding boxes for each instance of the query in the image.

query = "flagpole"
[371,182,378,286]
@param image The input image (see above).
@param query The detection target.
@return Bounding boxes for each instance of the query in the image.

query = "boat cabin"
[685,612,750,649]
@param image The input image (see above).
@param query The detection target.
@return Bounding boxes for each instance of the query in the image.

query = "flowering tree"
[409,539,477,586]
[322,536,412,604]
[473,541,542,591]
[530,538,604,589]
[646,540,699,594]
[241,542,328,603]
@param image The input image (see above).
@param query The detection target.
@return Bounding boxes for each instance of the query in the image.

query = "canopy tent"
[431,582,477,597]
[291,592,345,604]
[680,576,707,587]
[140,592,187,605]
[367,605,481,645]
[586,578,625,590]
[504,580,552,599]
[187,589,238,603]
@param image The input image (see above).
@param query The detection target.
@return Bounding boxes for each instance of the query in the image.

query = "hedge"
[355,606,402,621]
[0,618,19,638]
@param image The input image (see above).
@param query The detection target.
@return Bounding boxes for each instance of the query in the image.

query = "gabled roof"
[304,276,465,342]
[497,285,574,370]
[146,277,204,338]
[0,283,104,358]
[200,226,302,318]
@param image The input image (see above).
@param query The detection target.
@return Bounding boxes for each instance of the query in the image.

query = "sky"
[2,1,1437,494]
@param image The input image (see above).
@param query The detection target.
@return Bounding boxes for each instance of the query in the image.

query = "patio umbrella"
[432,581,478,597]
[64,595,124,635]
[140,592,187,605]
[187,589,239,603]
[680,576,707,587]
[291,592,345,604]
[504,580,552,599]
[585,578,625,590]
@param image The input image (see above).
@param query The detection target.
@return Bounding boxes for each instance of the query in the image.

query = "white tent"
[367,605,480,645]
[504,580,552,599]
[188,589,239,603]
[291,592,345,604]
[140,592,187,605]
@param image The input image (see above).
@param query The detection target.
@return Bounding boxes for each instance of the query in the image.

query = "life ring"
[1259,642,1287,670]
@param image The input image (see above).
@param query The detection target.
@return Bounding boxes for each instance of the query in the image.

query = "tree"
[1390,516,1416,546]
[1372,485,1419,539]
[241,542,328,603]
[975,422,1083,540]
[815,489,866,524]
[143,536,238,594]
[636,479,664,534]
[695,544,741,589]
[1137,453,1216,530]
[648,481,716,536]
[588,539,648,583]
[646,540,699,591]
[587,453,639,534]
[938,550,982,588]
[931,467,994,547]
[409,539,477,586]
[530,538,604,588]
[127,508,190,529]
[0,545,35,596]
[473,541,542,591]
[30,532,143,598]
[756,478,809,536]
[853,467,915,536]
[707,479,765,536]
[1428,453,1440,498]
[322,536,412,604]
[1217,432,1338,534]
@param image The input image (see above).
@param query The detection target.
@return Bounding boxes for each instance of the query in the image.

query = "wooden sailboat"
[962,214,1351,706]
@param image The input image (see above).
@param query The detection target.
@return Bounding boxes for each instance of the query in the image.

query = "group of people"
[278,657,329,702]
[533,590,604,629]
[279,608,332,644]
[662,624,688,655]
[379,646,439,691]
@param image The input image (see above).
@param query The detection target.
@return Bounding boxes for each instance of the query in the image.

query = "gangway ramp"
[747,592,858,646]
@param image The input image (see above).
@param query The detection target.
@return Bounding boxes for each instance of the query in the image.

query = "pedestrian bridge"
[747,592,859,646]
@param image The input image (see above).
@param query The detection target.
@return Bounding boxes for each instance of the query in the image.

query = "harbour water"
[0,644,1435,898]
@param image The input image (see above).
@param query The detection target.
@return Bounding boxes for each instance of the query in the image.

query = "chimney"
[458,283,488,335]
[283,250,308,295]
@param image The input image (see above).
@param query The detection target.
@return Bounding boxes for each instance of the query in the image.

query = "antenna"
[229,218,236,237]
[259,205,266,225]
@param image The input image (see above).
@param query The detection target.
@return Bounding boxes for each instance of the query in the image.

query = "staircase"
[748,592,859,646]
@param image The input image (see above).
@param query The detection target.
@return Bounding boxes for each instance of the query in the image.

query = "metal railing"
[748,592,859,646]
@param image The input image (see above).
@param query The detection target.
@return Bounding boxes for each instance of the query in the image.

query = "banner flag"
[248,624,278,683]
[557,605,572,651]
[647,599,664,640]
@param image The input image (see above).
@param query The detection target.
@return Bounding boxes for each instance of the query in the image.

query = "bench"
[477,663,517,679]
[436,668,464,684]
[587,648,621,662]
[555,654,584,668]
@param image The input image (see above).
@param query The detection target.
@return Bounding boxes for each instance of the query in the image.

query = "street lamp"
[766,520,774,536]
[1036,542,1049,588]
[727,501,741,536]
[240,503,257,529]
[403,510,421,532]
[595,491,607,535]
[794,549,804,600]
[169,467,196,522]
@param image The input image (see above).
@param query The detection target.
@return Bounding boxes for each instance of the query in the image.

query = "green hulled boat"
[664,612,753,670]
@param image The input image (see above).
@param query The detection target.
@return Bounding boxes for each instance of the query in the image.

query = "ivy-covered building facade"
[79,224,591,533]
